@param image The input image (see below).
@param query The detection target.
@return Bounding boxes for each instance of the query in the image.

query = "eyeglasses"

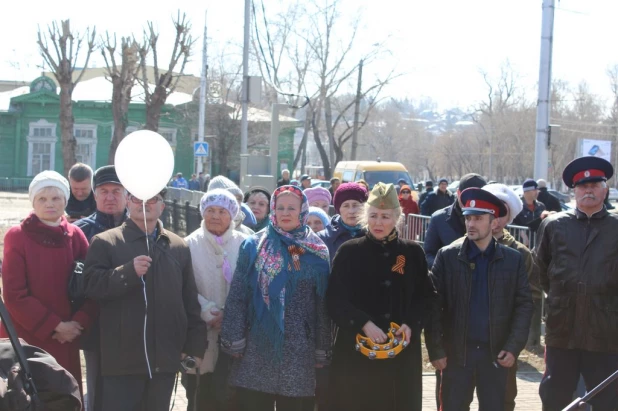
[129,195,163,205]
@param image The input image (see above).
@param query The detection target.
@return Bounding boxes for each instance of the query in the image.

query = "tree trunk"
[311,110,331,179]
[145,85,168,131]
[59,86,76,176]
[108,77,133,164]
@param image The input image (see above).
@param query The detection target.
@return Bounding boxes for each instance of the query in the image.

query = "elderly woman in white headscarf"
[1,170,97,396]
[183,189,249,411]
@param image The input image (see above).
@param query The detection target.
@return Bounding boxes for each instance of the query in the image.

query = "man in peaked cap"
[426,188,533,411]
[536,156,618,410]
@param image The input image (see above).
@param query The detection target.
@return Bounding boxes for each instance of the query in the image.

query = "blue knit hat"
[307,206,330,228]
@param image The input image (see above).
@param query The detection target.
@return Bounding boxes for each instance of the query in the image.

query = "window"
[159,128,177,146]
[342,170,354,183]
[31,143,52,175]
[74,125,97,168]
[27,119,57,176]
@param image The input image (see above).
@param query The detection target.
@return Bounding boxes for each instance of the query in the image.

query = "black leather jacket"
[535,207,618,353]
[426,237,533,365]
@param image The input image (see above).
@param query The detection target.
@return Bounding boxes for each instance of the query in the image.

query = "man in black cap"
[421,178,454,216]
[512,178,547,231]
[426,188,533,411]
[535,156,618,410]
[423,173,487,267]
[300,174,311,190]
[75,165,128,411]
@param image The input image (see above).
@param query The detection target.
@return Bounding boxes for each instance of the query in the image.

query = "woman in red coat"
[398,185,419,216]
[1,171,97,395]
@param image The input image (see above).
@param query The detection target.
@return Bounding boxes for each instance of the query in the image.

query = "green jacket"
[497,230,542,300]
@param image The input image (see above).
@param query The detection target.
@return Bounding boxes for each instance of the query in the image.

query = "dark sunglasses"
[401,190,411,194]
[129,195,163,205]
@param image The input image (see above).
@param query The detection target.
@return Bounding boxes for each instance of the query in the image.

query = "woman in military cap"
[326,182,435,411]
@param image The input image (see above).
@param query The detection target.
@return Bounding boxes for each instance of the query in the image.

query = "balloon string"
[143,201,149,256]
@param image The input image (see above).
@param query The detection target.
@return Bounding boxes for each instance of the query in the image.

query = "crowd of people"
[0,156,617,410]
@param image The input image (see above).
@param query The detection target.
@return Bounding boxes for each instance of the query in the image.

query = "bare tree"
[138,11,194,131]
[37,20,96,175]
[101,34,141,163]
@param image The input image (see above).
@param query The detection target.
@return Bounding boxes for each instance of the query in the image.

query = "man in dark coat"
[65,163,96,222]
[74,165,128,411]
[418,181,434,207]
[277,169,291,187]
[512,179,547,231]
[421,178,455,216]
[536,179,562,212]
[426,188,533,410]
[83,188,207,411]
[535,156,618,410]
[423,173,487,268]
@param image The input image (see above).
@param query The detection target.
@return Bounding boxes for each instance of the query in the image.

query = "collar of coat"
[574,206,608,220]
[456,236,504,264]
[123,218,169,243]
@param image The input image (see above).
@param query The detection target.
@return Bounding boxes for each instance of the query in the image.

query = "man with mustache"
[535,156,618,410]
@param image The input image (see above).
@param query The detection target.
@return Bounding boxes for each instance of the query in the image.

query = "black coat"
[537,188,562,212]
[535,208,618,353]
[326,235,434,411]
[420,189,455,216]
[513,199,546,231]
[426,237,533,366]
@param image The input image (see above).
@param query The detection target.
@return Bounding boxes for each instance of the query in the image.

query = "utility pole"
[351,59,363,160]
[240,0,250,157]
[533,0,555,180]
[197,11,208,174]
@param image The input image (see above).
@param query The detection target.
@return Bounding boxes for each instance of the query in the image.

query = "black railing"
[0,178,33,192]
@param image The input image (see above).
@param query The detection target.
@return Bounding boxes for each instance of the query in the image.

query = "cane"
[562,369,618,411]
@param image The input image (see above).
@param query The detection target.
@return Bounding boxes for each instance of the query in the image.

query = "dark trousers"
[182,373,216,411]
[101,373,176,411]
[540,346,618,411]
[315,366,330,410]
[84,349,103,411]
[236,387,314,411]
[439,345,508,411]
[504,361,518,411]
[180,352,237,411]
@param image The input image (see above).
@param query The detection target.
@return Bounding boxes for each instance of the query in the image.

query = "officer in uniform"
[536,156,618,410]
[427,188,533,410]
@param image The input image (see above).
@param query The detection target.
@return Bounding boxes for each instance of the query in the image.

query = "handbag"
[67,260,85,313]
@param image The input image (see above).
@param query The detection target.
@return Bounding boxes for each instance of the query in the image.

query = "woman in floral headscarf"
[220,185,331,411]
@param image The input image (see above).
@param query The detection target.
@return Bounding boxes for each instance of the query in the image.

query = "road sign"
[194,142,209,157]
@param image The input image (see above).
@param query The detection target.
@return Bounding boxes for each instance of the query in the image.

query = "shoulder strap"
[0,297,38,399]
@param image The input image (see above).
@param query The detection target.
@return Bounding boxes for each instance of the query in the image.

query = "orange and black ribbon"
[391,255,405,275]
[288,245,306,271]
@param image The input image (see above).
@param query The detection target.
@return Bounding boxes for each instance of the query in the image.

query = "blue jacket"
[420,190,455,216]
[317,215,365,263]
[423,202,466,268]
[74,209,128,242]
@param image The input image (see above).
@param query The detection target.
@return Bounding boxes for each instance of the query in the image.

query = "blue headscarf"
[249,185,330,358]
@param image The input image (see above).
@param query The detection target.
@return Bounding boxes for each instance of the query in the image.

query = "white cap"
[29,170,70,204]
[481,183,522,225]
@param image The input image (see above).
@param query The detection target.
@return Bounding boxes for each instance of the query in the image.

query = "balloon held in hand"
[115,130,175,201]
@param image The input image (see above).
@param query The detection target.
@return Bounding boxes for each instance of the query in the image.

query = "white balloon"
[115,130,175,200]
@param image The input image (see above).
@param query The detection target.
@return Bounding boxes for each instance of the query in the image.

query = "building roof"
[0,86,30,111]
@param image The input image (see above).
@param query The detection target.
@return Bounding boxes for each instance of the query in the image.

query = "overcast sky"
[2,0,616,111]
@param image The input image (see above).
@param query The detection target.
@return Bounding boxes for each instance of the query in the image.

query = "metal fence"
[160,187,205,238]
[403,213,536,249]
[0,178,33,192]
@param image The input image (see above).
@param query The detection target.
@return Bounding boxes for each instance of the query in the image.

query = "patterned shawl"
[249,185,330,357]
